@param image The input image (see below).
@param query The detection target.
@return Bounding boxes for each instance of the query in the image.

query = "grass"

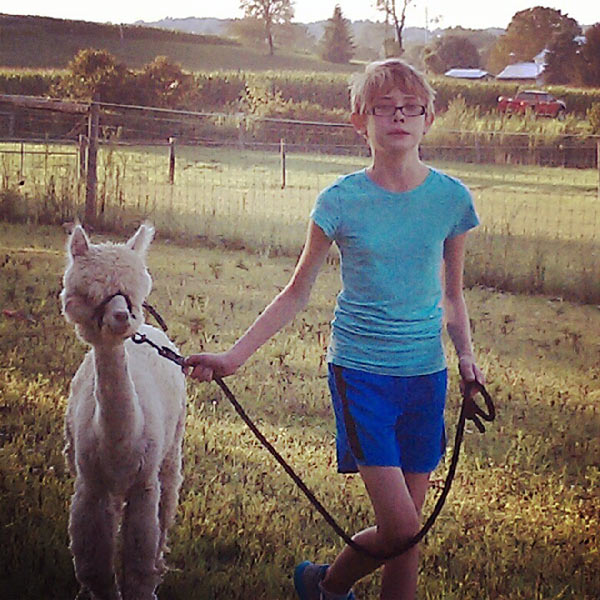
[0,222,599,599]
[2,139,599,303]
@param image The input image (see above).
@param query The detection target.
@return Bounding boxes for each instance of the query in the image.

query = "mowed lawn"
[0,222,598,599]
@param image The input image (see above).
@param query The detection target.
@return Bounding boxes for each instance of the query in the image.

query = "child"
[186,58,485,600]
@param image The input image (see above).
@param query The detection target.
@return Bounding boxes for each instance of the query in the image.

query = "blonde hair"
[350,58,435,117]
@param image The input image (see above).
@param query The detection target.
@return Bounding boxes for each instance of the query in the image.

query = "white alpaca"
[61,223,186,600]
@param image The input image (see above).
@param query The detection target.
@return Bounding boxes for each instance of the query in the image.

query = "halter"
[92,291,135,329]
[91,292,168,332]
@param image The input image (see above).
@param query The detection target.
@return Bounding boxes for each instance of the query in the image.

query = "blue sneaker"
[293,561,356,600]
[294,561,328,600]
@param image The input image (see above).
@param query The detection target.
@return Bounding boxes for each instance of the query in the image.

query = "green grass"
[2,140,599,302]
[0,222,598,599]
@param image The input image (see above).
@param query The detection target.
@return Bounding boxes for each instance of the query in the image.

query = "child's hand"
[458,354,485,396]
[184,351,240,381]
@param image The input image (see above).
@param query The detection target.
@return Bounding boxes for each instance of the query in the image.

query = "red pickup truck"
[497,90,566,119]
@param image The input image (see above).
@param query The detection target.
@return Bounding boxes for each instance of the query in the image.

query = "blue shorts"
[328,364,447,474]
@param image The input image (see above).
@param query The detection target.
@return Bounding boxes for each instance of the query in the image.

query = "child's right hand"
[184,351,240,382]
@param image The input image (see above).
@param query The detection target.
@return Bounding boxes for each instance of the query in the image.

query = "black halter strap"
[92,291,135,328]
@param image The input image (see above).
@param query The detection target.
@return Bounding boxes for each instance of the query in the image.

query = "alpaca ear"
[69,225,89,258]
[127,223,155,255]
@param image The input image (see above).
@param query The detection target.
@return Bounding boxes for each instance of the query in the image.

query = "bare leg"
[321,467,430,600]
[380,472,430,600]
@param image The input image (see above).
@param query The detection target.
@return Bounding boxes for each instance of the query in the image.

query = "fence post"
[168,137,176,184]
[237,114,246,150]
[78,134,87,180]
[280,138,286,189]
[597,140,600,200]
[85,102,99,226]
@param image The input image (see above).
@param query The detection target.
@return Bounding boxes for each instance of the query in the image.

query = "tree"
[52,50,198,108]
[577,24,600,87]
[376,0,413,56]
[136,57,197,109]
[543,31,580,84]
[318,5,355,64]
[228,17,267,48]
[276,22,316,54]
[53,48,135,103]
[239,0,294,56]
[488,7,581,73]
[423,34,481,74]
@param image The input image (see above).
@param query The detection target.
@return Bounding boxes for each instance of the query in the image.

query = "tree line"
[233,1,600,87]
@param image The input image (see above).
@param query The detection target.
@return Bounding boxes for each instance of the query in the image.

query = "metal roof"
[444,68,490,79]
[496,62,544,80]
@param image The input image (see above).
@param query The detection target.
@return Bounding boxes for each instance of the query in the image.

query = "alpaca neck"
[92,343,144,448]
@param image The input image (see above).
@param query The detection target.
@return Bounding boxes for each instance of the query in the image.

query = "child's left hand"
[458,355,485,396]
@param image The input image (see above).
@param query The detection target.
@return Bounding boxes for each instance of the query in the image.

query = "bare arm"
[186,221,333,381]
[443,233,485,385]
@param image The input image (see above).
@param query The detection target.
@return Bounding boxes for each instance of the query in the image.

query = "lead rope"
[213,375,494,561]
[131,315,495,561]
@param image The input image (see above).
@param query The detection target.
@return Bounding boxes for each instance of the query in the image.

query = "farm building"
[444,68,492,80]
[496,62,545,84]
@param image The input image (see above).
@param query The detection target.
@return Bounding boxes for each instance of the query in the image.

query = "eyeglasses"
[371,104,426,118]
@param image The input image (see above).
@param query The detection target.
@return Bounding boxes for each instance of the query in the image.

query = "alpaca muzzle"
[92,291,135,329]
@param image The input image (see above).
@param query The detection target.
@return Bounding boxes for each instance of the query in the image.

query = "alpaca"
[61,223,186,600]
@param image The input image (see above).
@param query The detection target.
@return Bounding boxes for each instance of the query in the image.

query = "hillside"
[136,15,443,44]
[0,13,360,73]
[1,13,504,73]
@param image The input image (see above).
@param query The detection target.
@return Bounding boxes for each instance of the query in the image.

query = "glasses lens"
[373,105,394,116]
[402,105,425,116]
[372,105,425,117]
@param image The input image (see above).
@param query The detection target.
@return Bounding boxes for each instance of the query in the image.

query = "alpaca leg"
[120,481,162,600]
[69,482,121,600]
[156,442,184,572]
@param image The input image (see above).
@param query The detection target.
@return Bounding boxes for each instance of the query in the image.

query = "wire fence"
[1,100,599,303]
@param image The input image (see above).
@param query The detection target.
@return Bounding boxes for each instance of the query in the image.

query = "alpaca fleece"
[61,224,186,600]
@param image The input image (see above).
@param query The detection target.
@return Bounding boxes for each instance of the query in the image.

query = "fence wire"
[1,104,599,302]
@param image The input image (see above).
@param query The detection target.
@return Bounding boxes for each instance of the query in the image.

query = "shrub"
[587,102,600,134]
[0,186,26,223]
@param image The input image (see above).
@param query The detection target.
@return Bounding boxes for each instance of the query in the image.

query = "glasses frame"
[370,104,427,118]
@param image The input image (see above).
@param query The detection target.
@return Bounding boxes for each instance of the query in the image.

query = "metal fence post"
[85,102,99,226]
[238,114,246,150]
[280,138,286,189]
[168,137,176,184]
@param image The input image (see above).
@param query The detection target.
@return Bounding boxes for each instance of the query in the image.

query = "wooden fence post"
[280,138,286,189]
[85,102,99,226]
[597,140,600,200]
[168,137,176,184]
[78,134,87,180]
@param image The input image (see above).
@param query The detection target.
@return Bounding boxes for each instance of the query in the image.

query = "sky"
[1,1,596,30]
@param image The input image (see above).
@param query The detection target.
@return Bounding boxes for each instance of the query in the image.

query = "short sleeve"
[448,187,479,239]
[310,186,341,240]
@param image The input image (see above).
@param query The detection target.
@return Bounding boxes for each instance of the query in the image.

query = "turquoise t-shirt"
[311,167,479,377]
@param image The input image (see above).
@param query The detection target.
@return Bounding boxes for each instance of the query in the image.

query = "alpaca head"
[61,223,155,345]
